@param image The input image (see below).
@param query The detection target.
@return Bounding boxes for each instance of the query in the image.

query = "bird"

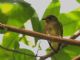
[42,15,63,52]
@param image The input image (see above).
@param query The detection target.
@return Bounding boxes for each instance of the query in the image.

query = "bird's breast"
[45,22,58,36]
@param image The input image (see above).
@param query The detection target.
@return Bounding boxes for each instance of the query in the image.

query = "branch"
[70,31,80,39]
[0,23,80,46]
[72,55,80,60]
[63,31,80,48]
[0,45,36,57]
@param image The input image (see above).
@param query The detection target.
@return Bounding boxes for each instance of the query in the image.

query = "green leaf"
[51,50,71,60]
[0,9,8,33]
[76,0,80,3]
[0,2,35,27]
[31,14,43,32]
[0,46,35,60]
[51,45,80,60]
[0,9,8,23]
[40,20,46,33]
[59,8,80,36]
[0,46,12,60]
[31,14,43,45]
[2,32,19,49]
[20,36,29,45]
[43,0,60,17]
[64,45,80,57]
[11,49,36,60]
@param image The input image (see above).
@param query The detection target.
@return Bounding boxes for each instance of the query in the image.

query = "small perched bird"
[42,15,63,52]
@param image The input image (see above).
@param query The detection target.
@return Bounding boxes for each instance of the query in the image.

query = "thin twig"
[39,51,55,60]
[70,31,80,39]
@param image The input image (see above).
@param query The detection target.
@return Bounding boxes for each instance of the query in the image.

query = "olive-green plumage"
[43,15,63,52]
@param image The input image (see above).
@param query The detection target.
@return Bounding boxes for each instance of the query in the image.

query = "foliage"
[0,48,35,60]
[76,0,80,3]
[31,14,43,45]
[0,0,80,60]
[59,8,80,36]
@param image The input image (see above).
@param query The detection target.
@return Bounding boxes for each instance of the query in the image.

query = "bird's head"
[42,15,58,22]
